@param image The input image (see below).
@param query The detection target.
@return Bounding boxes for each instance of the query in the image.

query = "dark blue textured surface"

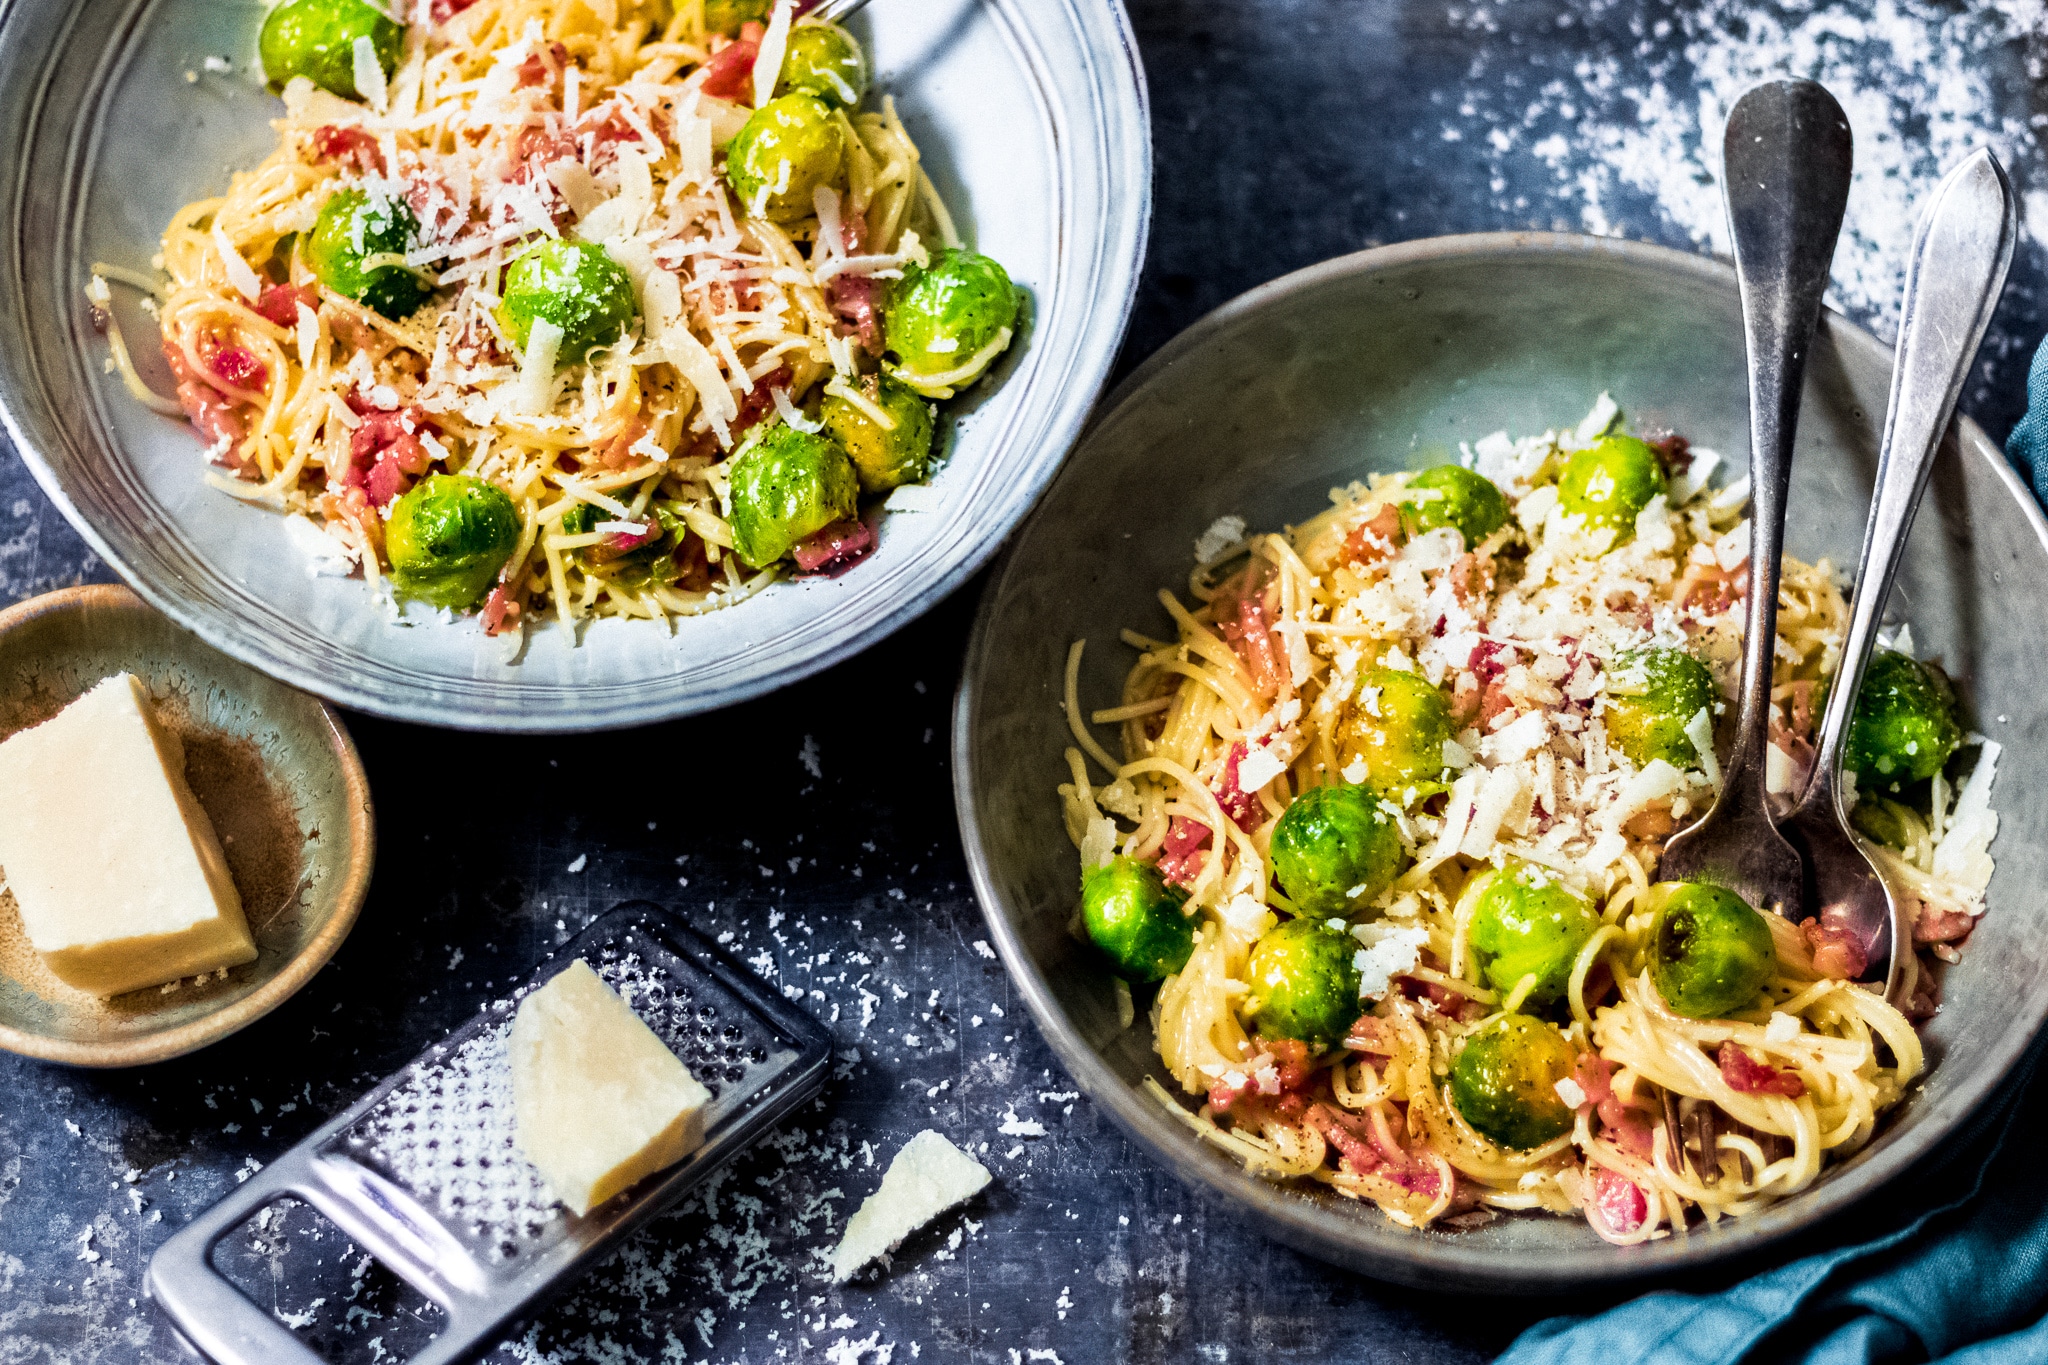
[4,1,2046,1360]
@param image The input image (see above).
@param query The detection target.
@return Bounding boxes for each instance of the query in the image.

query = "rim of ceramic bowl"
[0,584,376,1067]
[0,0,1152,733]
[952,230,2048,1290]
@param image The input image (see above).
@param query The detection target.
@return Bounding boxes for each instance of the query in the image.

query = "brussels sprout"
[386,475,521,609]
[1448,1014,1577,1149]
[1556,434,1667,542]
[496,240,637,365]
[1402,465,1510,547]
[883,248,1021,398]
[703,0,773,36]
[306,189,431,319]
[259,0,402,101]
[1604,648,1717,768]
[559,503,684,585]
[778,22,869,108]
[820,376,934,494]
[725,94,846,223]
[1269,783,1407,917]
[726,423,859,568]
[1080,856,1193,982]
[1341,668,1454,795]
[1650,883,1776,1019]
[1845,650,1962,791]
[1245,916,1363,1047]
[1466,865,1599,1008]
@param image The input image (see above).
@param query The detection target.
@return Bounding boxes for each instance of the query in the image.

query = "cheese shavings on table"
[0,674,255,996]
[510,958,712,1215]
[830,1129,992,1281]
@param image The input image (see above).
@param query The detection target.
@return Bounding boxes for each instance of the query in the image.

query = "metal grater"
[146,902,832,1365]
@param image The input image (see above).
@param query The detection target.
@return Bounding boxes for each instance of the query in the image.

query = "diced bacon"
[1346,1015,1395,1056]
[1305,1102,1382,1176]
[1467,638,1513,684]
[517,42,569,89]
[584,522,664,564]
[161,336,245,463]
[1478,678,1517,731]
[1570,1053,1614,1110]
[830,274,883,353]
[1677,561,1744,614]
[321,486,383,560]
[700,35,760,100]
[431,0,479,21]
[730,366,793,441]
[1213,743,1266,833]
[1155,816,1212,888]
[1648,432,1693,478]
[1219,596,1285,699]
[1341,503,1404,566]
[1804,912,1869,981]
[1718,1042,1806,1098]
[1446,552,1495,606]
[791,517,875,575]
[364,456,410,507]
[1914,904,1977,946]
[480,584,520,635]
[600,417,649,471]
[1396,975,1488,1024]
[255,283,319,328]
[340,398,441,508]
[312,125,384,176]
[203,341,267,391]
[1601,1105,1655,1162]
[1265,1038,1315,1091]
[1591,1166,1648,1236]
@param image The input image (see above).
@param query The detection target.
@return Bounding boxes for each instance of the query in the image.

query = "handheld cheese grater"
[146,902,832,1365]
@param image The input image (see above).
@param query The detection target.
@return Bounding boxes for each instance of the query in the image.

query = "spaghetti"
[1058,397,1999,1240]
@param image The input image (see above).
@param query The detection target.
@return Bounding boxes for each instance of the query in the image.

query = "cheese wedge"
[0,674,255,996]
[830,1129,992,1281]
[509,959,712,1215]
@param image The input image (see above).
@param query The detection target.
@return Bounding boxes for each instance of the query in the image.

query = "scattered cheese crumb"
[1192,515,1247,565]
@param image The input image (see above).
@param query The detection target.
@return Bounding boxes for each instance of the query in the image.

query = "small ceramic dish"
[0,584,373,1066]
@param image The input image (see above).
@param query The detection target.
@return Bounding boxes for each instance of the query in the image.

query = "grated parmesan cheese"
[829,1130,991,1282]
[211,224,262,302]
[352,35,388,113]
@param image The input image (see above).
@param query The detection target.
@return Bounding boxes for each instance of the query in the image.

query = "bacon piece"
[517,41,569,89]
[699,34,760,100]
[203,341,267,391]
[1571,1053,1614,1110]
[312,125,385,176]
[1648,432,1693,478]
[1591,1166,1648,1236]
[1677,561,1744,614]
[255,283,319,329]
[1305,1102,1382,1175]
[161,337,245,462]
[340,397,440,508]
[791,517,875,575]
[1478,678,1517,731]
[1219,596,1285,699]
[479,584,520,635]
[431,0,479,21]
[1155,816,1211,888]
[600,417,649,470]
[1341,503,1403,566]
[1446,551,1495,606]
[1718,1042,1806,1098]
[1601,1106,1655,1162]
[1914,904,1977,945]
[728,367,793,442]
[1213,743,1266,833]
[1803,912,1869,981]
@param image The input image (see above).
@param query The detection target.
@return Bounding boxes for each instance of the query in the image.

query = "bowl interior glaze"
[955,233,2048,1291]
[0,0,1148,731]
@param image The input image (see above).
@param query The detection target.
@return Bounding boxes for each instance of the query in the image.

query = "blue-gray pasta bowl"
[953,232,2048,1291]
[0,0,1148,731]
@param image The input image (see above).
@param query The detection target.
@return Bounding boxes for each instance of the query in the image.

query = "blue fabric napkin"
[1500,340,2048,1365]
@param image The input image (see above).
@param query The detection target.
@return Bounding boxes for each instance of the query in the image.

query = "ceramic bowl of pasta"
[954,233,2048,1290]
[0,0,1147,730]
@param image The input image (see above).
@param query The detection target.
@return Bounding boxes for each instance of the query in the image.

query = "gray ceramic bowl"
[954,232,2048,1291]
[0,0,1148,731]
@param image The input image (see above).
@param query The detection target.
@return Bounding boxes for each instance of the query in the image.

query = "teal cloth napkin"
[1501,342,2048,1365]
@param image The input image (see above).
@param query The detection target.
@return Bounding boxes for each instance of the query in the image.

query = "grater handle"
[145,1156,332,1365]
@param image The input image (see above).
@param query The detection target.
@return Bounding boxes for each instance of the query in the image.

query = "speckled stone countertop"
[4,1,2045,1361]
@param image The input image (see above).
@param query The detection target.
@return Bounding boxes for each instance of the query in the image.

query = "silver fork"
[1657,80,1853,916]
[1779,149,2015,1004]
[806,0,878,22]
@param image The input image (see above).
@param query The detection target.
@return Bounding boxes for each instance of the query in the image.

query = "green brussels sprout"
[778,22,869,108]
[1466,865,1600,1008]
[559,503,685,586]
[1604,648,1718,768]
[1448,1014,1577,1149]
[883,248,1021,398]
[496,240,637,365]
[1556,434,1668,542]
[725,94,846,223]
[1269,783,1407,917]
[1850,795,1918,851]
[1402,464,1510,548]
[386,475,521,609]
[306,189,431,319]
[820,376,934,493]
[259,0,402,101]
[1845,650,1962,791]
[1341,668,1454,795]
[703,0,773,36]
[1080,856,1193,982]
[726,423,859,567]
[1650,883,1777,1019]
[1245,916,1363,1047]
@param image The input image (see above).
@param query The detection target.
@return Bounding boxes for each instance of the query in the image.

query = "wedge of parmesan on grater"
[0,673,255,996]
[509,959,712,1216]
[830,1129,992,1281]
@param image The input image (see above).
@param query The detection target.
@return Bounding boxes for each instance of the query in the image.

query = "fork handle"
[806,0,878,23]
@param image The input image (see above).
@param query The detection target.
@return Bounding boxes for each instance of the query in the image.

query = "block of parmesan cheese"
[0,674,255,996]
[509,959,712,1216]
[830,1129,992,1282]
